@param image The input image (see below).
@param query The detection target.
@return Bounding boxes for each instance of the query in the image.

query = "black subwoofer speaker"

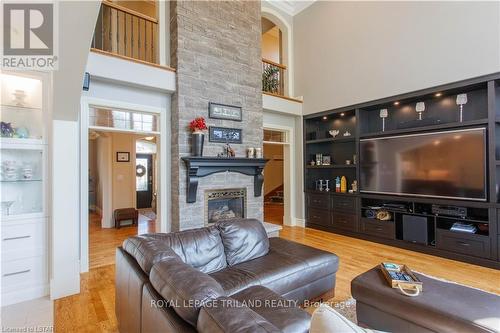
[402,215,428,245]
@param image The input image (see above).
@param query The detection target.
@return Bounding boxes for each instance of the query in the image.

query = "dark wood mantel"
[181,157,268,203]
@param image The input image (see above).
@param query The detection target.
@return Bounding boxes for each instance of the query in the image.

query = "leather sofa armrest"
[123,236,182,274]
[150,259,226,327]
[197,297,281,333]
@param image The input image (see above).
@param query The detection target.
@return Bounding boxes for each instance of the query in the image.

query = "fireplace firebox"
[205,188,247,225]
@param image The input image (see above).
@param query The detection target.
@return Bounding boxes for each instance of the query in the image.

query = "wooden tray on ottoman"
[379,263,422,297]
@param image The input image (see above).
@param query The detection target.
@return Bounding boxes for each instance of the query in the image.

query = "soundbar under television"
[360,128,486,201]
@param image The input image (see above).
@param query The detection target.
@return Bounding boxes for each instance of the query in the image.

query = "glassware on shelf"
[1,201,15,215]
[2,160,18,181]
[21,163,33,180]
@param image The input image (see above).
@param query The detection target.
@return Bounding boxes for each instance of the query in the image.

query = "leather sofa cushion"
[233,286,311,333]
[352,267,500,333]
[197,297,281,333]
[217,218,269,266]
[210,237,338,296]
[150,259,226,327]
[124,225,227,274]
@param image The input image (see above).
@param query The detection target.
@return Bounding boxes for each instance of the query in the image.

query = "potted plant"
[189,117,208,156]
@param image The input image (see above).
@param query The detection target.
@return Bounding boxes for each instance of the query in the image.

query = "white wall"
[294,1,500,114]
[50,120,81,299]
[51,0,101,299]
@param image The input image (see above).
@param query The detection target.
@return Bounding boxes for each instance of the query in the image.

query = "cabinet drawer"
[307,193,330,209]
[1,256,48,292]
[361,218,395,239]
[307,208,331,227]
[332,196,357,213]
[2,219,47,261]
[436,229,490,259]
[332,212,357,231]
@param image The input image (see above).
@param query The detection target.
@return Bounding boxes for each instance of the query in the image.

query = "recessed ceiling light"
[322,116,327,120]
[144,136,155,141]
[435,92,442,97]
[394,101,400,105]
[340,113,345,117]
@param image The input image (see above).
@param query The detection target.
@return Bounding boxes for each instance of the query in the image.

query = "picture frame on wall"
[208,102,242,121]
[209,126,242,144]
[116,152,130,162]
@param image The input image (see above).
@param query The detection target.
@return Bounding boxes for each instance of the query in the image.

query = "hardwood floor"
[55,225,500,332]
[89,212,155,269]
[264,202,284,225]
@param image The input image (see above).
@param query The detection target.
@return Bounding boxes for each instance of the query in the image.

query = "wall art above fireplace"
[209,126,242,144]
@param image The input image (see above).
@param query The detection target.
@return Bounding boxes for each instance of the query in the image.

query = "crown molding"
[264,0,316,16]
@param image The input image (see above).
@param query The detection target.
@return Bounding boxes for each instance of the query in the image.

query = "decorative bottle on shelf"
[335,176,341,193]
[341,176,347,193]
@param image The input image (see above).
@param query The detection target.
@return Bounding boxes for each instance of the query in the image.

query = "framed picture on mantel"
[208,102,242,121]
[209,126,242,144]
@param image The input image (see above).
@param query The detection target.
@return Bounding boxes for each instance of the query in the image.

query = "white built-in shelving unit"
[1,72,49,305]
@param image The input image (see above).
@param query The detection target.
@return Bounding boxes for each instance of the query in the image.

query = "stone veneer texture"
[170,0,263,230]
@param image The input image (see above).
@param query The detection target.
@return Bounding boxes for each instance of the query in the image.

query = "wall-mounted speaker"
[402,215,428,245]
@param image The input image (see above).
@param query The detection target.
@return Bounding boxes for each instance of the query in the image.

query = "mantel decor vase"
[192,131,205,156]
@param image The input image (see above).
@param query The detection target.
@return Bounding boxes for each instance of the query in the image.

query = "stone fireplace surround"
[170,1,263,231]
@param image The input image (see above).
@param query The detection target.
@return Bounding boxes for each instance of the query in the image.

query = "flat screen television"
[359,128,486,201]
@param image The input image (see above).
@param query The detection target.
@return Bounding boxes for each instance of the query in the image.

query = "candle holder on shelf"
[415,102,425,121]
[379,109,388,132]
[456,94,468,123]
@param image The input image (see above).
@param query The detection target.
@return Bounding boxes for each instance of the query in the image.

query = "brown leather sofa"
[116,219,339,333]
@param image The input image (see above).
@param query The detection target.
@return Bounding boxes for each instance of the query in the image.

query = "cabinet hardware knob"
[3,235,31,241]
[3,269,30,277]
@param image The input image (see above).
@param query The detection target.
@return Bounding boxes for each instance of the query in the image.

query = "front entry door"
[136,154,153,209]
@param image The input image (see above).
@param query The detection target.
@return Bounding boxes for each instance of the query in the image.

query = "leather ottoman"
[351,267,500,333]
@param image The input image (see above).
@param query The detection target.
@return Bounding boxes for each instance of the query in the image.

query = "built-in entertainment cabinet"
[304,73,500,269]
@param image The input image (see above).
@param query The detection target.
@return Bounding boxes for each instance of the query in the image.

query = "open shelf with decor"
[303,73,500,269]
[358,82,488,137]
[304,110,358,194]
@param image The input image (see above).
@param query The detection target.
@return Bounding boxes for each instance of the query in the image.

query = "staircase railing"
[91,1,158,64]
[262,58,286,96]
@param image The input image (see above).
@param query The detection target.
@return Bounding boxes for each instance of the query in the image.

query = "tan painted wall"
[294,1,500,115]
[110,0,157,19]
[262,27,280,63]
[264,144,284,195]
[111,133,138,211]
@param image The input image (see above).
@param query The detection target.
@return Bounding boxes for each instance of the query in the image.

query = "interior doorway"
[263,129,288,225]
[87,130,158,269]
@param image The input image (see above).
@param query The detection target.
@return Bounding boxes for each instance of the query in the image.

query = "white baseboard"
[293,218,305,227]
[2,284,49,306]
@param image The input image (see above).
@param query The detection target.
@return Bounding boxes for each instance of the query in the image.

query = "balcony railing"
[262,58,286,96]
[91,1,158,64]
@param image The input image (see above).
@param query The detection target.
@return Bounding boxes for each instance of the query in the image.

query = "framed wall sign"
[209,127,242,144]
[208,102,242,121]
[116,152,130,162]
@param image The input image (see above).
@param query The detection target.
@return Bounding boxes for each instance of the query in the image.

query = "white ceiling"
[266,0,316,16]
